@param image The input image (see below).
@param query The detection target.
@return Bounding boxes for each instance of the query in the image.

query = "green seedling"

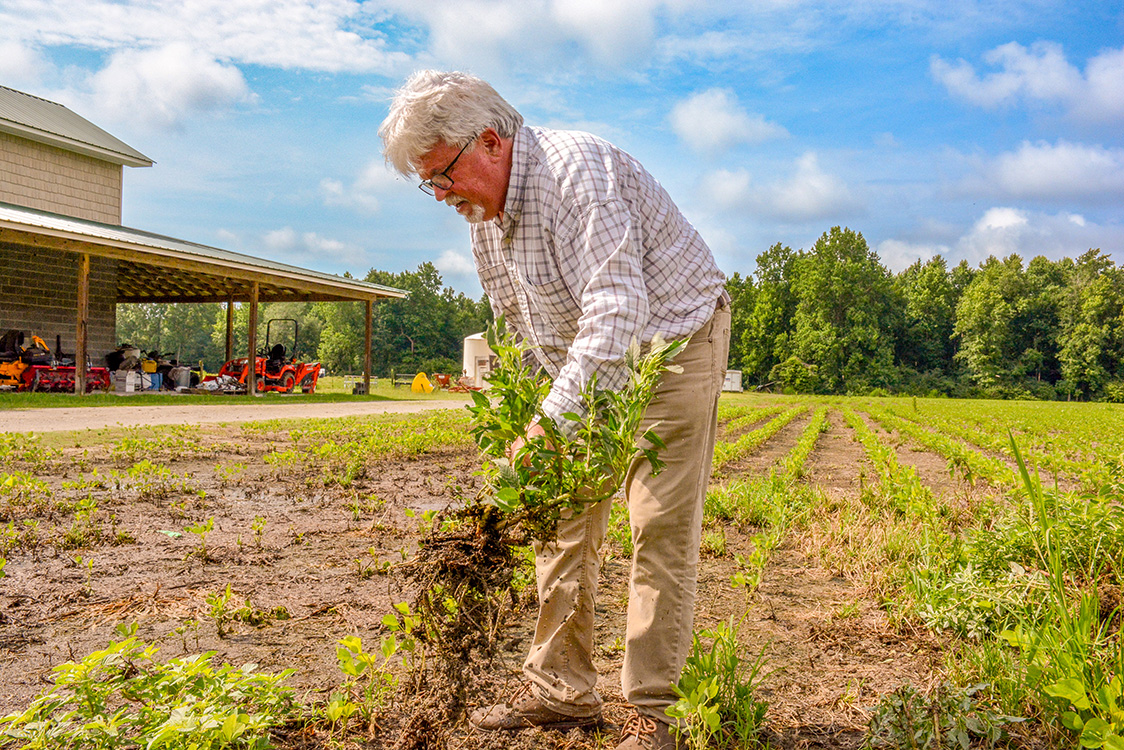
[334,613,420,728]
[206,583,236,638]
[171,618,201,652]
[251,515,267,549]
[700,528,727,557]
[185,517,215,561]
[232,596,290,627]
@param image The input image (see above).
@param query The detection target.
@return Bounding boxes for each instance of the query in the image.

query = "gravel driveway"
[0,398,468,433]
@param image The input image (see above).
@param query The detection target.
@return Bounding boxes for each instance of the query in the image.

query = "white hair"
[379,70,524,176]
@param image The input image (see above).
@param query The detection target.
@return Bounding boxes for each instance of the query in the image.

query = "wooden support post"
[364,299,372,396]
[247,282,259,396]
[75,253,90,396]
[225,293,234,363]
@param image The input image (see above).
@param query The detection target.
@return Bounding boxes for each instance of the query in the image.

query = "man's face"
[415,130,509,223]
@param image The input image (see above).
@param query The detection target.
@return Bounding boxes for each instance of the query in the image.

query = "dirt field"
[0,400,1005,749]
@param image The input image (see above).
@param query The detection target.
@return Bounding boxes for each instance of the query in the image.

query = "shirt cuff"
[540,389,587,440]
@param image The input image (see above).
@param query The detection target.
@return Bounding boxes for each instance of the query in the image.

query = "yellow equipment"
[411,372,434,393]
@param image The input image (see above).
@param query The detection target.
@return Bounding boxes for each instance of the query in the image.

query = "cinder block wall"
[0,132,123,224]
[0,243,118,365]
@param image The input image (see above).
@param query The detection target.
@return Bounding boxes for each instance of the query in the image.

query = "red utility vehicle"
[212,319,321,394]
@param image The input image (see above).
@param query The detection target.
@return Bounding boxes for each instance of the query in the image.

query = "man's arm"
[539,199,648,434]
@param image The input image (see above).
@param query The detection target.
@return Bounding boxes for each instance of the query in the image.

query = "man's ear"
[479,128,504,156]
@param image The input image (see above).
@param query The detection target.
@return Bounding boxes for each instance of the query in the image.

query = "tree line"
[727,226,1123,401]
[118,229,1123,401]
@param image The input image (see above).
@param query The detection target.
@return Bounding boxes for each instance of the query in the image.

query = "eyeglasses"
[418,136,476,195]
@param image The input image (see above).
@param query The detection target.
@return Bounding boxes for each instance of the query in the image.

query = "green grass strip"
[712,405,806,470]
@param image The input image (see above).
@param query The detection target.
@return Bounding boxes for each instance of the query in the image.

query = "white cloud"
[549,0,660,67]
[56,44,252,130]
[434,248,476,277]
[704,152,858,222]
[384,0,669,73]
[0,40,48,87]
[1,0,407,74]
[669,89,787,156]
[931,41,1124,124]
[953,207,1123,265]
[876,239,952,273]
[432,249,482,297]
[986,141,1124,200]
[875,208,1124,271]
[321,160,409,214]
[262,226,366,266]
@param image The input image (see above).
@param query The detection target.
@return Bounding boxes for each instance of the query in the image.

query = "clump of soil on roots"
[391,505,521,750]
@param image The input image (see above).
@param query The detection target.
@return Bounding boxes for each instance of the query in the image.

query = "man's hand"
[507,421,552,467]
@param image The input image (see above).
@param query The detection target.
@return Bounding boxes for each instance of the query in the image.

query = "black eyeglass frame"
[418,136,477,195]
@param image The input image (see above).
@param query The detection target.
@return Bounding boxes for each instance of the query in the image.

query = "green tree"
[740,243,797,386]
[896,256,955,376]
[315,263,491,375]
[1057,250,1123,398]
[116,303,224,369]
[953,255,1025,389]
[1011,256,1067,383]
[724,271,754,372]
[789,227,898,393]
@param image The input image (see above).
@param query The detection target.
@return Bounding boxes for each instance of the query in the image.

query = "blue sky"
[2,0,1122,297]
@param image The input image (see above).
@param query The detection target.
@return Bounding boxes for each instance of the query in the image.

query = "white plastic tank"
[462,333,497,389]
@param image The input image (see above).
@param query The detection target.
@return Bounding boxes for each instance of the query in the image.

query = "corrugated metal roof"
[0,201,406,303]
[0,85,153,167]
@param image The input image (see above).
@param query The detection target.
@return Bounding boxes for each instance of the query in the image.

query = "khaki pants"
[524,304,731,722]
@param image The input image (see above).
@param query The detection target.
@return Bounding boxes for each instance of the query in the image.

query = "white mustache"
[445,194,486,223]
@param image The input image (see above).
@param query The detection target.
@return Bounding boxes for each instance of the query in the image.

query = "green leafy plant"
[250,515,267,549]
[467,317,685,541]
[0,633,296,749]
[668,618,768,749]
[333,608,423,731]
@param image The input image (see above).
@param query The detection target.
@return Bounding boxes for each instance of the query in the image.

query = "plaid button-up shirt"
[470,126,727,426]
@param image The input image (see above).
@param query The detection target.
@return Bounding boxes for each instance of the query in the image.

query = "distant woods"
[117,230,1124,401]
[727,227,1124,401]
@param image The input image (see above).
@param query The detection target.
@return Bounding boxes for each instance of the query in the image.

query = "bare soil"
[0,402,1007,748]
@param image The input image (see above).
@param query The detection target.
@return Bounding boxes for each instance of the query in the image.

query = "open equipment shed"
[0,83,405,395]
[0,202,405,395]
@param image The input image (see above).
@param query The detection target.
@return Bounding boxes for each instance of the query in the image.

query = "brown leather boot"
[469,683,601,731]
[615,712,679,750]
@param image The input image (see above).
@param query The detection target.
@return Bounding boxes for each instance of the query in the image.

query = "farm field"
[0,393,1121,749]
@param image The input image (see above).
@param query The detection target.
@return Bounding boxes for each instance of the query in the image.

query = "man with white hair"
[380,70,729,750]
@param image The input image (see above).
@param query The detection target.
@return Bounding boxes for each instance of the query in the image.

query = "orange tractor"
[0,330,111,392]
[209,319,321,394]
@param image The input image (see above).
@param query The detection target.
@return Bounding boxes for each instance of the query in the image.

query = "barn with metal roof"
[0,85,403,394]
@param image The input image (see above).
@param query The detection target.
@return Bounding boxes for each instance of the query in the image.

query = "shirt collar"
[496,126,530,233]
